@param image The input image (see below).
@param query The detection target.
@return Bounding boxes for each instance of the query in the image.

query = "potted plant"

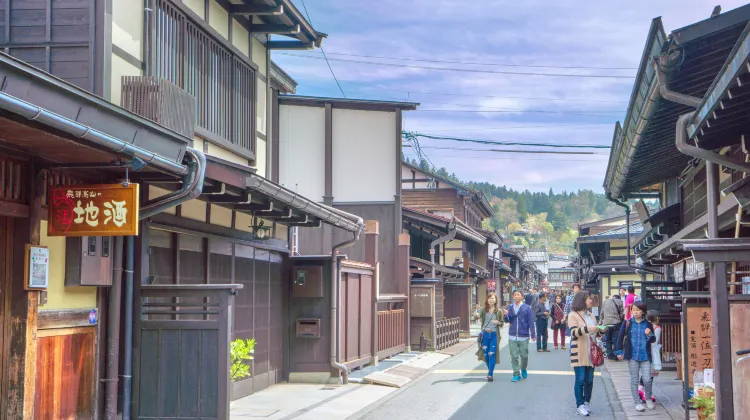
[689,386,715,420]
[230,338,256,381]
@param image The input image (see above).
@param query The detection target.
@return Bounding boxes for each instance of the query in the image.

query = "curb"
[601,363,628,420]
[347,343,478,420]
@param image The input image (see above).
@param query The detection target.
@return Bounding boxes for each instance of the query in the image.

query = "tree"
[517,196,528,222]
[508,222,524,234]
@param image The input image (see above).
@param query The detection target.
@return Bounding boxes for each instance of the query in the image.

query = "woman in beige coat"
[567,291,607,417]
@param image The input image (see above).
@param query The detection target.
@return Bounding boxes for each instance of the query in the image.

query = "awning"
[402,207,486,245]
[203,155,363,233]
[0,52,190,176]
[409,256,464,279]
[604,6,750,197]
[232,0,326,50]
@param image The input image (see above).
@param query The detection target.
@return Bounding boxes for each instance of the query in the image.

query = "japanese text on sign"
[685,306,714,387]
[47,184,140,237]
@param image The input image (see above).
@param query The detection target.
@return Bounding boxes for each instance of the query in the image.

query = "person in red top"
[551,295,566,350]
[624,286,637,320]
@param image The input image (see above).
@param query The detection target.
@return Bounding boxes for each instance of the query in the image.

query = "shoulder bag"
[575,311,604,367]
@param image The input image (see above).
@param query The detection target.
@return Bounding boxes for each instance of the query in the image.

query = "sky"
[273,1,749,193]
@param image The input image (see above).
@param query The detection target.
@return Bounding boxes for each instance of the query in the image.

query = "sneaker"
[576,405,590,416]
[521,370,528,379]
[544,349,551,352]
[646,400,655,410]
[635,403,646,412]
[584,402,591,414]
[511,375,521,382]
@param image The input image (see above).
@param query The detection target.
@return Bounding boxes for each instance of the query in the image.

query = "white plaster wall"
[252,38,267,75]
[112,0,143,59]
[333,109,396,202]
[110,54,142,106]
[231,18,250,56]
[208,0,229,39]
[256,137,267,177]
[183,0,205,18]
[279,105,326,201]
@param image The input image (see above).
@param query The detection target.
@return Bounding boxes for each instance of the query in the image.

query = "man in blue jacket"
[504,289,537,382]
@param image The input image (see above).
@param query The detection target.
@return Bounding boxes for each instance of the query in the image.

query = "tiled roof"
[525,249,548,262]
[592,221,644,237]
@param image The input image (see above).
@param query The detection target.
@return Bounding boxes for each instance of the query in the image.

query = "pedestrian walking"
[564,284,581,343]
[475,293,503,382]
[534,292,550,352]
[599,294,624,360]
[615,302,657,412]
[504,289,536,382]
[568,290,607,417]
[551,295,566,350]
[637,310,662,403]
[624,285,637,320]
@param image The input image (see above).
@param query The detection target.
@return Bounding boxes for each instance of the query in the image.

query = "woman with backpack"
[474,292,503,382]
[615,302,657,412]
[567,291,607,417]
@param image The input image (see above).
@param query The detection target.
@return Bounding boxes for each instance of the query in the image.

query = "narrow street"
[358,332,616,419]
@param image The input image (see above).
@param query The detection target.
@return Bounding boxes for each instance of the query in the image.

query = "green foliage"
[690,389,715,418]
[230,338,256,381]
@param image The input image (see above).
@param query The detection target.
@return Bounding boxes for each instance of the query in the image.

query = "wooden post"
[5,162,41,418]
[463,252,470,284]
[398,233,411,351]
[364,221,379,365]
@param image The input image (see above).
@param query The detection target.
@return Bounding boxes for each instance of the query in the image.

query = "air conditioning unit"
[120,76,196,139]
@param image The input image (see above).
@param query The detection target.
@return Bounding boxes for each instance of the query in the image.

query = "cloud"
[279,0,749,192]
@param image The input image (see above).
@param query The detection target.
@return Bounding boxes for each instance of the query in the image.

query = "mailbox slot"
[296,318,321,338]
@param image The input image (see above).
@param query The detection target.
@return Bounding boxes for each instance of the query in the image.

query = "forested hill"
[404,158,622,255]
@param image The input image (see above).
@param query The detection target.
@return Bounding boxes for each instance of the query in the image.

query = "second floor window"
[152,0,255,152]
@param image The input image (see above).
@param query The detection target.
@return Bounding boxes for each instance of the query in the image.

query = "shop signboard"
[48,184,140,237]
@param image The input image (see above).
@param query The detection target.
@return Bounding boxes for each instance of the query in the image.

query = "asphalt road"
[357,330,616,420]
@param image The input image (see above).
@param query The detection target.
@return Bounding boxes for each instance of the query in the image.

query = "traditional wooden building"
[603,6,750,418]
[0,0,391,418]
[401,161,495,339]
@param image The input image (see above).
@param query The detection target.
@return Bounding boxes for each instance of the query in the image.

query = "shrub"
[230,338,256,381]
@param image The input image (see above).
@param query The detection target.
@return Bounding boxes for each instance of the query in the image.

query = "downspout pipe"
[655,58,750,174]
[331,228,362,384]
[430,220,458,277]
[606,196,662,276]
[140,147,206,219]
[104,236,123,420]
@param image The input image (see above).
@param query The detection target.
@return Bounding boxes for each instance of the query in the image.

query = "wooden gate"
[435,317,460,350]
[339,262,374,370]
[134,284,241,420]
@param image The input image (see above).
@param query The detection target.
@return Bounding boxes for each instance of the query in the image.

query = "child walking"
[639,310,662,403]
[616,302,657,412]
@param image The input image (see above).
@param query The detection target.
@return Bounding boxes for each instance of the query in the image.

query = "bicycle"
[736,349,750,366]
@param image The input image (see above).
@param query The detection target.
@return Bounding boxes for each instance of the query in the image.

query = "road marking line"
[432,369,602,376]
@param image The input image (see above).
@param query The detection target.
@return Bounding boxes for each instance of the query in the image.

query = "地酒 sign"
[48,184,140,237]
[685,306,713,387]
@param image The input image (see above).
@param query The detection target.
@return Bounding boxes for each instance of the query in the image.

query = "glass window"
[148,228,174,285]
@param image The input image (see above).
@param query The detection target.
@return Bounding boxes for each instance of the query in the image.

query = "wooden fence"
[339,262,375,371]
[377,309,406,359]
[435,317,460,350]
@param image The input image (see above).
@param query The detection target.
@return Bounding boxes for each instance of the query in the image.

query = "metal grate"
[121,76,196,139]
[435,317,460,350]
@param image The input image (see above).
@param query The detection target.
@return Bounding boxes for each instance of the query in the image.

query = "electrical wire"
[414,109,621,117]
[406,132,611,149]
[299,1,346,98]
[285,70,628,104]
[406,145,609,155]
[286,51,639,71]
[277,53,637,79]
[419,123,612,133]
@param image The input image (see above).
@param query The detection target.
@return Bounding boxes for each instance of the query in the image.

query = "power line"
[419,123,612,133]
[288,51,639,71]
[407,132,611,149]
[276,53,637,79]
[414,109,621,118]
[285,70,628,104]
[298,1,346,98]
[402,152,605,162]
[406,145,610,155]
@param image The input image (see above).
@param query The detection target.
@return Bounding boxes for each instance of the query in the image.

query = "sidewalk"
[604,360,696,419]
[230,339,475,419]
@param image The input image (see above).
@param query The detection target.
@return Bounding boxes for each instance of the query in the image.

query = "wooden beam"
[234,201,273,212]
[266,40,314,50]
[208,193,252,204]
[259,208,294,220]
[249,24,300,35]
[0,201,29,218]
[38,308,97,330]
[229,4,284,15]
[201,183,226,195]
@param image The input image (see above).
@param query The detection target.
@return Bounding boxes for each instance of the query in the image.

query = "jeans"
[508,339,529,376]
[574,366,595,407]
[553,325,565,348]
[629,360,653,402]
[481,331,498,377]
[605,321,622,358]
[535,319,548,350]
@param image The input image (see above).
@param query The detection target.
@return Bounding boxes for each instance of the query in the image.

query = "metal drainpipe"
[430,220,457,277]
[104,236,123,419]
[140,148,206,218]
[122,236,135,420]
[330,229,362,384]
